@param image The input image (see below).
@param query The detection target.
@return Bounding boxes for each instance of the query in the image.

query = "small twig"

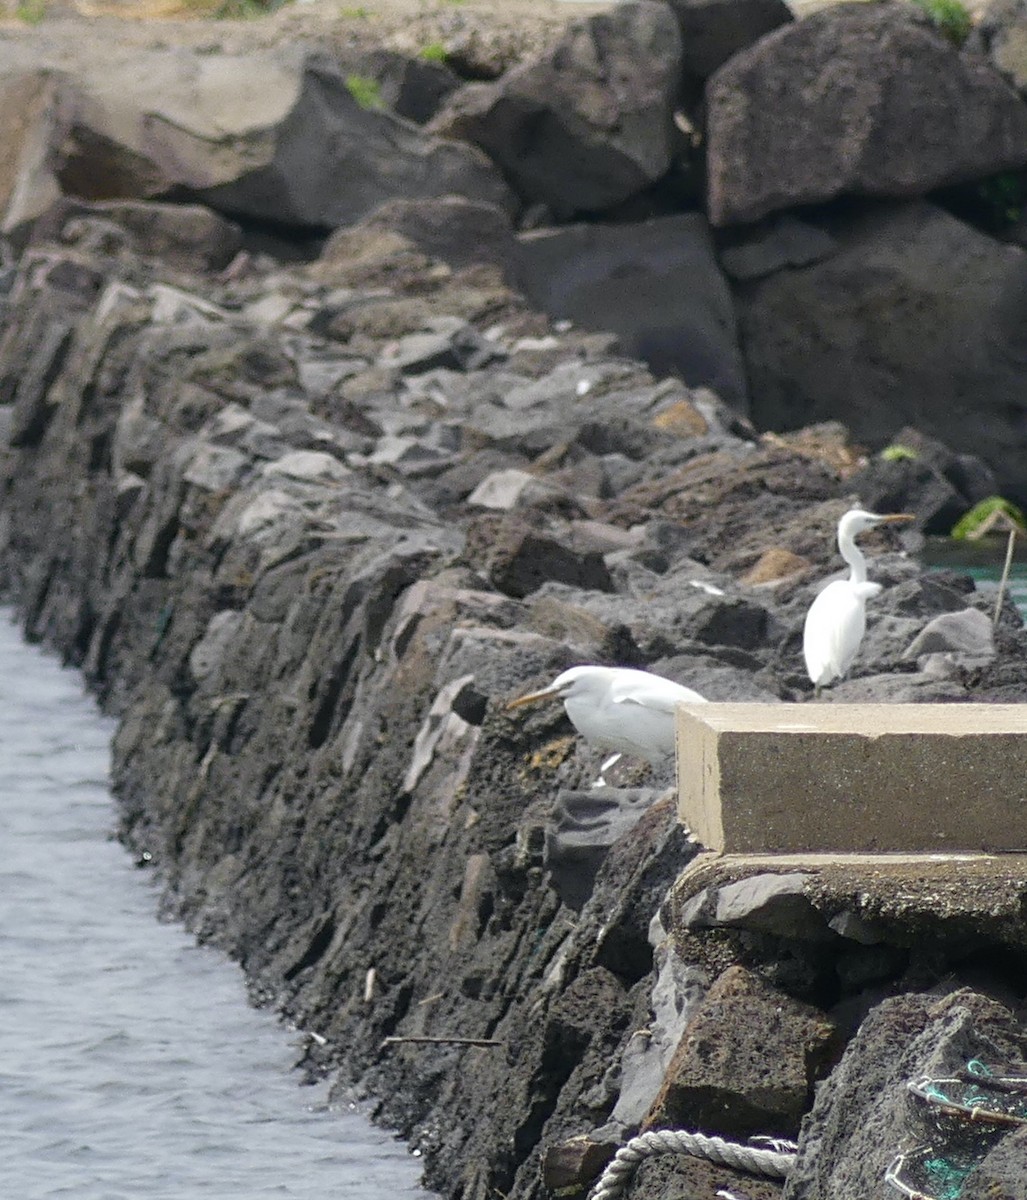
[957,1066,1027,1094]
[380,1035,504,1050]
[993,527,1018,628]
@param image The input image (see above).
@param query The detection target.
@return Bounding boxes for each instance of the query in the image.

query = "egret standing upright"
[507,665,707,786]
[803,508,914,694]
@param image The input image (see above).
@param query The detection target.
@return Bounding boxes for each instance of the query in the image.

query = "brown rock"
[0,71,68,236]
[541,1135,618,1193]
[739,547,810,587]
[643,966,840,1137]
[465,515,615,599]
[33,199,242,273]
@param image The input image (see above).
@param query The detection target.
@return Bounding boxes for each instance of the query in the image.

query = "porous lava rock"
[706,5,1027,225]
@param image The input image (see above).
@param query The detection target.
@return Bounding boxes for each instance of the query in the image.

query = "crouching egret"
[803,508,914,694]
[507,665,707,786]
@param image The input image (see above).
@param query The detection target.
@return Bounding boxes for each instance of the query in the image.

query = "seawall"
[5,206,1027,1200]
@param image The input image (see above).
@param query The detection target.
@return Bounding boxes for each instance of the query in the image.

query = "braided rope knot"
[588,1128,797,1200]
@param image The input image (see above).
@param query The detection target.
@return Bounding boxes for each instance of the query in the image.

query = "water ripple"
[0,611,428,1200]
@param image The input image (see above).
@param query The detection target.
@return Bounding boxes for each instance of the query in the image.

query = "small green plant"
[911,0,973,46]
[951,496,1027,540]
[419,41,448,64]
[977,170,1026,228]
[880,444,918,463]
[15,0,47,24]
[339,5,370,16]
[201,0,279,18]
[345,73,384,110]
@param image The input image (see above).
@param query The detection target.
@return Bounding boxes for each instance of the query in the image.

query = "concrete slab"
[676,703,1027,854]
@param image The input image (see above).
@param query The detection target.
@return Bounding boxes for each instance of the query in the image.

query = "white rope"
[587,1128,797,1200]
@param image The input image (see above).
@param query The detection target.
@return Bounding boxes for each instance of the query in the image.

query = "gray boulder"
[544,787,665,911]
[963,1127,1027,1199]
[903,607,997,659]
[32,199,242,273]
[430,1,682,218]
[707,5,1027,225]
[513,214,747,407]
[46,45,511,229]
[736,202,1027,498]
[0,71,67,236]
[343,195,518,274]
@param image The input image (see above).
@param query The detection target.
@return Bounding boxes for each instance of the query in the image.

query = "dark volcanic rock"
[513,214,747,408]
[431,1,682,217]
[782,990,1026,1200]
[962,1125,1027,1199]
[628,1154,784,1200]
[342,195,518,274]
[706,5,1027,225]
[736,202,1027,502]
[465,515,615,598]
[362,48,462,124]
[644,966,841,1138]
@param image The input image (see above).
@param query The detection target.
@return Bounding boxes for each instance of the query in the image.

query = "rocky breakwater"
[10,0,1027,500]
[3,197,1027,1200]
[4,1,1027,1199]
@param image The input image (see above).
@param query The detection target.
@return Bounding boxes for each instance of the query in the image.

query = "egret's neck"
[839,527,868,583]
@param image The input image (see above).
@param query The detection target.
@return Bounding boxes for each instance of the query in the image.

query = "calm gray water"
[0,611,428,1200]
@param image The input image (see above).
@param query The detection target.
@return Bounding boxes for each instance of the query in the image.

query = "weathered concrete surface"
[678,702,1027,854]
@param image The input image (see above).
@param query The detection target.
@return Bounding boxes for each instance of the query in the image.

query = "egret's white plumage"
[508,665,706,783]
[803,508,913,692]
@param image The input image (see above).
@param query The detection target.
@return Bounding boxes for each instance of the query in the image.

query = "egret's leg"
[591,751,622,788]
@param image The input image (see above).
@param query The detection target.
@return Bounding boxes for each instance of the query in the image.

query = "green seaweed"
[880,444,919,463]
[951,497,1027,540]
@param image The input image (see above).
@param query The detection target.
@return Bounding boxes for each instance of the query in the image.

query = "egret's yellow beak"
[879,513,916,523]
[507,687,561,711]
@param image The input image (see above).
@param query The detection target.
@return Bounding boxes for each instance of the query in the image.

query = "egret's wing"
[803,581,872,685]
[608,673,706,714]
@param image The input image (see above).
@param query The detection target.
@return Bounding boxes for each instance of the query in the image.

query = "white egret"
[803,508,914,694]
[507,665,707,786]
